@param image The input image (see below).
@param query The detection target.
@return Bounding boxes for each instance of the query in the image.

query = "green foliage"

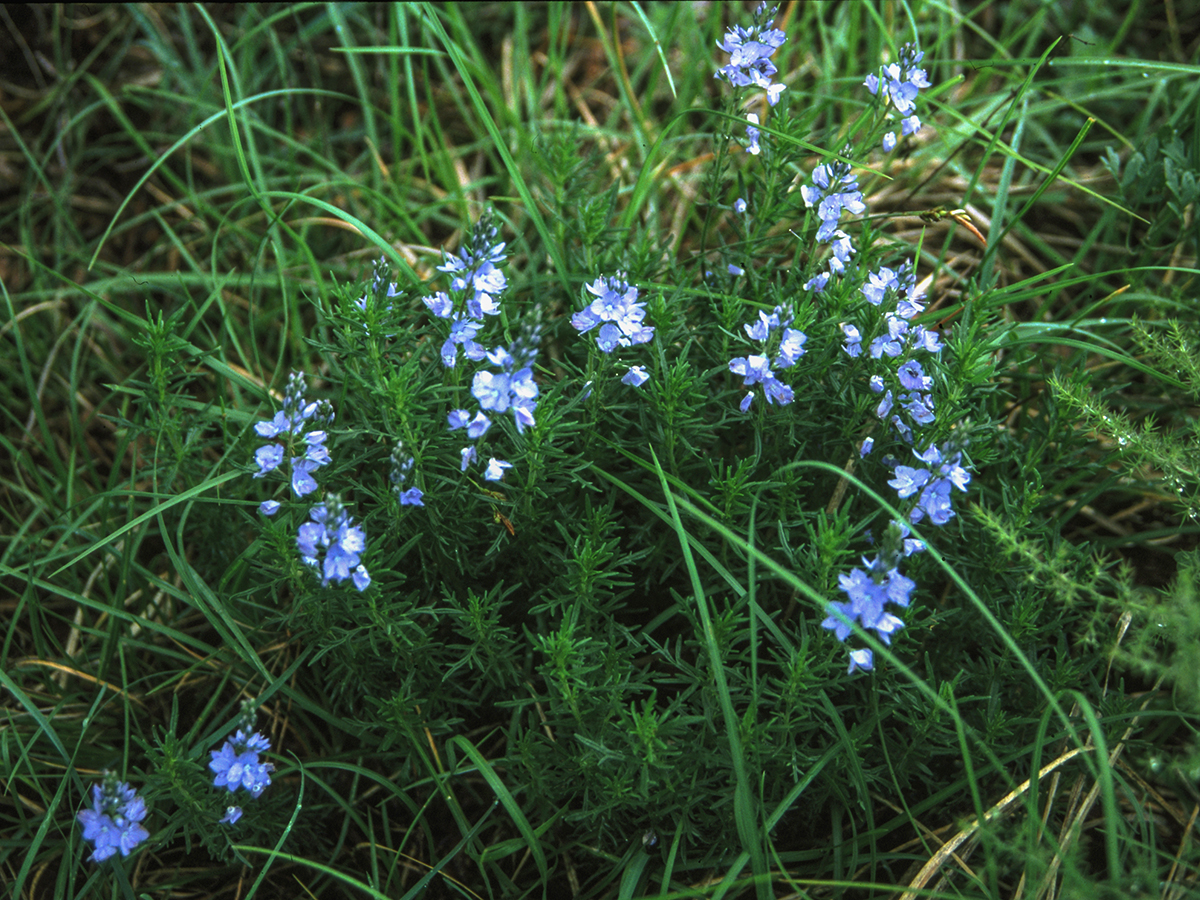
[3,3,1199,898]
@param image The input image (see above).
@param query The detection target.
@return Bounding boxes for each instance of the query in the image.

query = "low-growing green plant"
[4,3,1199,898]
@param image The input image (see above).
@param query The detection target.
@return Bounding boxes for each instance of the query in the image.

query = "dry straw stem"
[896,745,1087,900]
[900,613,1182,900]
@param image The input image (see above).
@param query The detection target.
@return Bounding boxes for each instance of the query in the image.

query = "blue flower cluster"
[728,306,807,411]
[783,46,969,674]
[823,553,915,642]
[77,776,149,862]
[571,272,655,354]
[209,727,274,807]
[389,442,424,507]
[253,372,334,509]
[715,2,787,106]
[801,159,867,243]
[420,212,538,484]
[297,494,371,591]
[571,272,656,390]
[821,523,926,674]
[889,443,971,526]
[822,258,972,672]
[844,260,944,443]
[423,210,507,367]
[448,325,540,482]
[864,43,931,152]
[800,158,866,292]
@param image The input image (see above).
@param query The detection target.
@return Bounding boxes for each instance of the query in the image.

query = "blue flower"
[572,272,655,353]
[897,359,932,391]
[715,2,787,104]
[622,365,650,387]
[745,113,761,155]
[828,230,856,274]
[484,458,512,482]
[888,464,930,498]
[220,806,243,825]
[889,444,971,525]
[863,261,925,318]
[801,159,866,242]
[252,373,333,499]
[841,323,863,357]
[397,488,424,507]
[436,210,508,320]
[78,778,149,863]
[441,313,486,367]
[865,43,930,150]
[822,554,918,671]
[901,391,936,425]
[389,444,425,507]
[862,265,899,306]
[296,495,370,590]
[259,500,281,516]
[423,290,453,318]
[730,355,794,410]
[210,728,274,799]
[847,648,874,674]
[729,305,806,409]
[469,339,540,434]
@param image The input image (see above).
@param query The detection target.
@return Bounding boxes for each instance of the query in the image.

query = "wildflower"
[841,323,862,357]
[804,271,830,294]
[460,446,478,471]
[745,113,761,155]
[622,365,650,387]
[730,355,793,410]
[77,776,149,863]
[259,500,281,516]
[571,272,655,353]
[861,265,899,306]
[901,391,936,425]
[823,556,915,646]
[296,494,371,591]
[220,806,243,825]
[210,728,274,799]
[423,291,454,318]
[440,313,487,367]
[828,229,856,275]
[734,198,747,213]
[484,458,512,482]
[888,443,971,525]
[471,340,539,434]
[897,359,932,391]
[847,648,874,674]
[715,2,787,104]
[729,305,806,410]
[465,412,493,438]
[865,43,930,151]
[436,209,508,320]
[389,443,425,507]
[252,372,333,498]
[776,328,808,367]
[862,260,925,318]
[869,314,909,359]
[801,158,866,242]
